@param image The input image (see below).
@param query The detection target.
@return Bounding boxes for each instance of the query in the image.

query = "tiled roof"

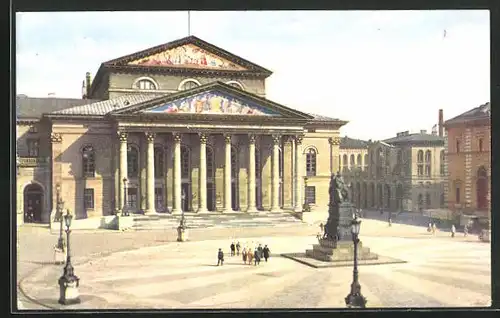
[307,113,340,122]
[16,96,99,119]
[339,136,369,149]
[51,93,165,116]
[383,133,444,144]
[444,102,490,125]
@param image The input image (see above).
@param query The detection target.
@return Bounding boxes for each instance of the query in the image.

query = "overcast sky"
[16,10,489,140]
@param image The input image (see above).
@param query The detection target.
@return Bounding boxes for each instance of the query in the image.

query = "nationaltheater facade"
[16,36,347,225]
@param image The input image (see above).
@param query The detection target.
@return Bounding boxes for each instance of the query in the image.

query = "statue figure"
[323,172,349,242]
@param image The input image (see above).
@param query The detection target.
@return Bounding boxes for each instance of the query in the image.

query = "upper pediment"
[111,82,314,120]
[103,36,272,76]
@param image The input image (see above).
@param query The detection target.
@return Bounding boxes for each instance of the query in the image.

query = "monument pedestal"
[306,240,378,262]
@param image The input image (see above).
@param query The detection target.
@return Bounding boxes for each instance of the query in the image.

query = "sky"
[15,10,490,141]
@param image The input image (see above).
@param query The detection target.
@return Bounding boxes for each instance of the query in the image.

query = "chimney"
[81,80,87,99]
[85,72,92,98]
[438,109,444,137]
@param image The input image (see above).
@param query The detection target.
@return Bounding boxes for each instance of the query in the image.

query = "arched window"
[417,150,424,177]
[180,80,200,91]
[306,148,317,176]
[136,79,156,90]
[207,146,215,179]
[350,154,355,168]
[255,148,262,179]
[456,140,461,153]
[425,150,432,177]
[154,146,164,178]
[477,166,488,209]
[231,145,239,179]
[127,145,139,178]
[440,150,445,176]
[425,192,431,208]
[364,154,368,171]
[342,154,348,172]
[82,145,95,177]
[181,145,190,179]
[478,138,484,152]
[356,154,362,168]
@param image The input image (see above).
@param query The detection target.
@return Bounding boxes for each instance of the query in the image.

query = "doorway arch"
[24,183,44,223]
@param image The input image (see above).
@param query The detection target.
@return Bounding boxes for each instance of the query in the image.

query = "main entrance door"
[207,182,215,211]
[24,183,44,223]
[231,181,239,211]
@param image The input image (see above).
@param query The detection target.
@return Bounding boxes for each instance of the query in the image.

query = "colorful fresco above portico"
[144,90,280,116]
[128,44,247,71]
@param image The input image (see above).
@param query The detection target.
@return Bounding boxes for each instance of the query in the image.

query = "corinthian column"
[270,134,282,212]
[118,131,128,212]
[197,133,208,213]
[294,135,304,212]
[145,132,156,215]
[247,134,257,213]
[172,133,182,214]
[223,134,232,213]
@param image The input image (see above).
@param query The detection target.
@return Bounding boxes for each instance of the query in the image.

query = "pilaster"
[282,136,294,210]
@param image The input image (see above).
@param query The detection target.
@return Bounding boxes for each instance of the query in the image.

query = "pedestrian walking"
[236,241,241,256]
[230,242,235,256]
[388,217,392,227]
[242,248,248,264]
[247,250,253,265]
[254,249,261,266]
[451,224,456,238]
[217,248,224,266]
[257,244,263,259]
[464,225,469,237]
[427,222,432,233]
[432,223,436,235]
[263,245,270,262]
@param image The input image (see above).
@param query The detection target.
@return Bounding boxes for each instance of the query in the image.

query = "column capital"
[328,136,341,146]
[118,131,128,142]
[145,131,156,143]
[224,134,232,144]
[283,135,294,144]
[50,132,62,144]
[248,134,257,144]
[272,134,281,145]
[295,135,304,145]
[173,132,182,143]
[199,133,208,144]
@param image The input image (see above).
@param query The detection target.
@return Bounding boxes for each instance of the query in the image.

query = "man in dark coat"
[236,242,241,256]
[254,249,261,266]
[257,244,263,259]
[263,245,270,262]
[217,248,224,266]
[230,242,235,256]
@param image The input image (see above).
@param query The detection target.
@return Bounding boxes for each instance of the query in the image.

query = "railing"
[18,156,49,167]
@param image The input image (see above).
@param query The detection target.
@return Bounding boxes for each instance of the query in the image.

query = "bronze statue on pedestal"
[323,172,349,242]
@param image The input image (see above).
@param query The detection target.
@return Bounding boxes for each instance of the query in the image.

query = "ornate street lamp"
[345,215,367,308]
[122,178,129,216]
[55,184,65,250]
[58,209,80,305]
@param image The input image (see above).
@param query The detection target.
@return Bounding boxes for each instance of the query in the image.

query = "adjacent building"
[16,35,347,226]
[443,102,491,221]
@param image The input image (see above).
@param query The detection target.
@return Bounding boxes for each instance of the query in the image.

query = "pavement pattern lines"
[19,234,491,309]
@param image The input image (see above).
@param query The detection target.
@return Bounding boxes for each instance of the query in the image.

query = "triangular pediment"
[112,82,314,120]
[103,36,271,75]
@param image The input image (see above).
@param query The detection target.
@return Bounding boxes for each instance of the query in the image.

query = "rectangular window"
[425,165,431,177]
[127,188,138,208]
[27,139,39,157]
[155,188,164,211]
[84,188,94,209]
[455,187,460,203]
[305,186,316,204]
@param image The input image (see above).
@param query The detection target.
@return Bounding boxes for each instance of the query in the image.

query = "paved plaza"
[17,218,491,310]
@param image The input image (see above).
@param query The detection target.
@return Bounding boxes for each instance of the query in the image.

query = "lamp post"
[345,215,367,308]
[56,184,65,250]
[122,178,129,216]
[177,189,188,242]
[58,209,80,305]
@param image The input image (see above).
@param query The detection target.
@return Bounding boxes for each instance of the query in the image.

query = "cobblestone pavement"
[16,219,490,310]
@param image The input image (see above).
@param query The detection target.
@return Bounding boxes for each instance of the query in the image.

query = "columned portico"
[118,131,128,213]
[270,134,282,212]
[145,132,156,215]
[197,133,208,213]
[172,133,182,214]
[294,135,304,212]
[223,134,233,213]
[247,134,257,213]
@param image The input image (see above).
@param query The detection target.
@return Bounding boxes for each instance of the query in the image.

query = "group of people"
[217,242,271,266]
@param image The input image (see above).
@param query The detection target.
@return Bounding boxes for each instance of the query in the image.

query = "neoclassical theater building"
[16,36,347,226]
